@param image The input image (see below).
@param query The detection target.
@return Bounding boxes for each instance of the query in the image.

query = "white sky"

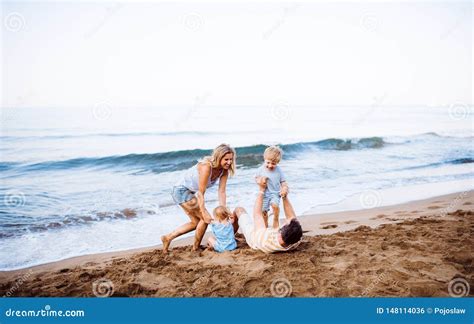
[1,0,472,108]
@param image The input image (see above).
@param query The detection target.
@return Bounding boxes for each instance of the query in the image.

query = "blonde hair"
[264,145,283,163]
[202,144,236,176]
[213,206,232,221]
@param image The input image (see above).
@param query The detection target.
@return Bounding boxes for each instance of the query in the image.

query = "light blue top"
[211,222,237,252]
[255,165,286,194]
[176,161,223,192]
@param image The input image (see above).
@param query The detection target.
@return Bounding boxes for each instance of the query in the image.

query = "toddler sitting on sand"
[207,206,237,252]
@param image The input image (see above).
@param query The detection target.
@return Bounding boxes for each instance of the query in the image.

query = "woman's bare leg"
[192,220,209,251]
[161,198,200,253]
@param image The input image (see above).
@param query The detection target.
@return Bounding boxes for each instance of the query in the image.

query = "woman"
[161,144,236,253]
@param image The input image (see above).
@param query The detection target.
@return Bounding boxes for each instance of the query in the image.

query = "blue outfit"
[255,165,286,211]
[211,222,237,252]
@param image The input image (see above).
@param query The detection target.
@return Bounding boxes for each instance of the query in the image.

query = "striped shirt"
[248,227,299,254]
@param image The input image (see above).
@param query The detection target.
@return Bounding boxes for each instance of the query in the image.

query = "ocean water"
[0,106,473,270]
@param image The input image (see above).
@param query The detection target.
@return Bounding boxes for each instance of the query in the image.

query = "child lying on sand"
[207,206,237,252]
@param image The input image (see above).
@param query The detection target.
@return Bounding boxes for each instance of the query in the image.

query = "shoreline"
[1,179,471,272]
[0,189,472,297]
[0,190,471,275]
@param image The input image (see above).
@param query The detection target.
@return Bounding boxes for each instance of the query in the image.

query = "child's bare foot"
[161,235,171,254]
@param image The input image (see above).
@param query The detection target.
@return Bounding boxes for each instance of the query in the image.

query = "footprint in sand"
[463,202,472,206]
[427,205,442,210]
[343,220,357,224]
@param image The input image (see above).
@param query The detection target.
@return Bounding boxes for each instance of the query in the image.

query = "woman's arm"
[218,170,228,206]
[197,163,213,223]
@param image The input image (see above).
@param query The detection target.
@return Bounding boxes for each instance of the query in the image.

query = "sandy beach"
[1,191,472,297]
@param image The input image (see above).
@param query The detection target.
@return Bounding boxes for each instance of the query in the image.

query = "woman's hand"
[195,191,212,223]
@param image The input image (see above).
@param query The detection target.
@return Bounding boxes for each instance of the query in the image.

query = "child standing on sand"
[255,146,289,228]
[207,206,237,252]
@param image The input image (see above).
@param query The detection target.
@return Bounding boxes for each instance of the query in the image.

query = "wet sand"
[1,191,472,297]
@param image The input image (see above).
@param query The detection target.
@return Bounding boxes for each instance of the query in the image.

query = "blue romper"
[211,222,237,252]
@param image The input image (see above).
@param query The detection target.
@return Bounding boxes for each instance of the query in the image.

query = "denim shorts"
[171,185,196,205]
[262,193,280,212]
